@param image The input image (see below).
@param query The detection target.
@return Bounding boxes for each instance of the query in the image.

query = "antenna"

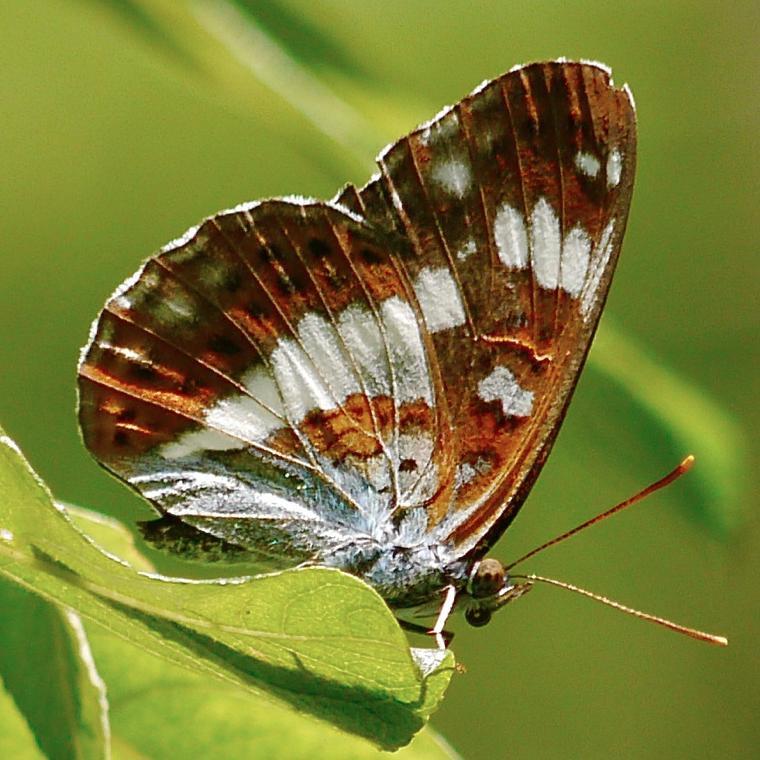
[506,455,695,571]
[504,455,727,646]
[513,573,727,646]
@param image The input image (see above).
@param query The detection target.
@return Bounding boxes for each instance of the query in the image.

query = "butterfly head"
[463,558,533,627]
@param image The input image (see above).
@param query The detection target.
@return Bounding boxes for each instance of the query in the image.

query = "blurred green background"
[0,1,757,758]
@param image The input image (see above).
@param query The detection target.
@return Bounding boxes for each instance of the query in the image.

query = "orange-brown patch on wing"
[453,397,531,503]
[79,362,210,425]
[300,393,382,462]
[78,377,195,461]
[81,313,240,414]
[297,394,436,463]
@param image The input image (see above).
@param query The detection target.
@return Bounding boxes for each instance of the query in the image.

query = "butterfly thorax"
[323,532,470,609]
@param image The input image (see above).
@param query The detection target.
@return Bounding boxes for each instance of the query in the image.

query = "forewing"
[336,61,637,556]
[78,200,454,562]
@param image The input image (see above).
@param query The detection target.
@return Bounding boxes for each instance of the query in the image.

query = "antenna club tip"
[681,454,696,472]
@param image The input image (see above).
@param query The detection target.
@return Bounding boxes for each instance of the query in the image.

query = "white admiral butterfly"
[78,60,725,647]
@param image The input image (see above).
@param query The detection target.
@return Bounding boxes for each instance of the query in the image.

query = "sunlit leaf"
[88,623,458,759]
[0,579,110,760]
[0,430,455,750]
[0,678,45,760]
[66,505,155,574]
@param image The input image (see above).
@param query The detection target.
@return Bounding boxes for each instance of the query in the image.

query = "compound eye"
[470,558,506,598]
[465,606,492,628]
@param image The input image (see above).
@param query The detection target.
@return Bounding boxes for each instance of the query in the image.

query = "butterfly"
[78,60,638,645]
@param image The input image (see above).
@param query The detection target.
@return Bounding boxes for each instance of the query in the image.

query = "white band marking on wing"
[494,202,529,269]
[560,226,592,297]
[478,366,534,417]
[381,296,434,404]
[607,149,623,188]
[530,197,562,290]
[412,266,466,333]
[575,151,601,178]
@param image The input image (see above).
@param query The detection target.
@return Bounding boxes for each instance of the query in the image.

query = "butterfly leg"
[430,584,457,649]
[398,619,456,648]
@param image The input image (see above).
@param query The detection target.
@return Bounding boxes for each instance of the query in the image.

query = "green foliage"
[0,431,455,755]
[0,580,108,760]
[87,623,456,759]
[0,678,44,760]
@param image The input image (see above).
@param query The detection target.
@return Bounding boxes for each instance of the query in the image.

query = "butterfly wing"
[336,60,637,557]
[78,199,459,566]
[79,60,636,577]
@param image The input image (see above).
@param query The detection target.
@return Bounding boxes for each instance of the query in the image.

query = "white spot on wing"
[161,427,244,459]
[530,198,561,289]
[581,218,616,319]
[560,226,592,296]
[478,366,533,417]
[494,203,528,269]
[432,159,472,198]
[607,149,623,187]
[455,462,476,489]
[412,267,466,333]
[205,367,284,443]
[337,305,391,398]
[159,292,197,324]
[0,528,13,542]
[575,151,601,178]
[271,337,335,421]
[380,296,433,404]
[297,312,361,402]
[495,197,595,298]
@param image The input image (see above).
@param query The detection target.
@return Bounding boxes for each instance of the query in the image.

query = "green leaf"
[0,678,45,760]
[591,320,747,534]
[87,622,457,759]
[0,430,455,750]
[0,578,110,760]
[65,505,155,573]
